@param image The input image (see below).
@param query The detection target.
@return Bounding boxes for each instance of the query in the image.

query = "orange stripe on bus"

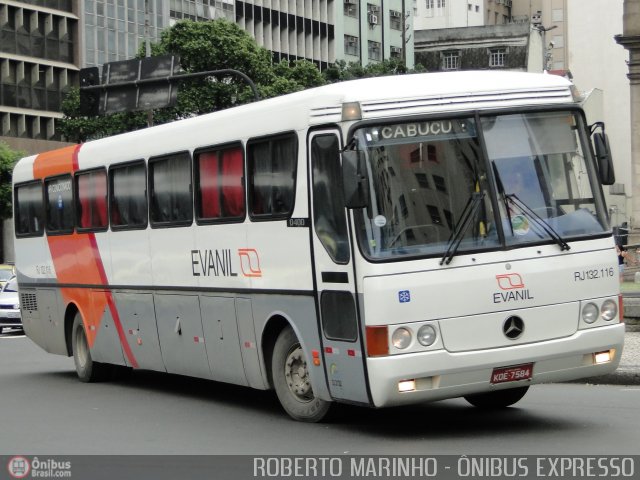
[33,144,79,179]
[32,144,139,368]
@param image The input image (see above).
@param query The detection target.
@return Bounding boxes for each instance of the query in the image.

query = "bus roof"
[13,71,575,182]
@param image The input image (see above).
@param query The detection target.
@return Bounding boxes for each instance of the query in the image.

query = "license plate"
[491,363,533,384]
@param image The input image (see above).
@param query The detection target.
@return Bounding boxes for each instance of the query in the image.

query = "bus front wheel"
[464,386,529,408]
[272,326,331,422]
[71,313,111,382]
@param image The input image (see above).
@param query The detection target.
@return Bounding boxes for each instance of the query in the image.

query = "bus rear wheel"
[71,313,111,382]
[272,326,331,422]
[464,386,529,408]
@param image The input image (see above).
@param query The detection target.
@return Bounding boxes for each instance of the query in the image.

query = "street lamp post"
[537,25,557,71]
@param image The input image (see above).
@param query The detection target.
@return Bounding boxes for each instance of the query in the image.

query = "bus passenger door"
[309,130,370,405]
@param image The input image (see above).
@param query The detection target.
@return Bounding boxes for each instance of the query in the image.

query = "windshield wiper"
[505,193,570,251]
[440,192,485,266]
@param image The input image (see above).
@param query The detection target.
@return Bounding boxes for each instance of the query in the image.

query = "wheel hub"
[284,346,312,401]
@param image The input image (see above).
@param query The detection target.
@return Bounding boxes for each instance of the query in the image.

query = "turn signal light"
[366,326,389,357]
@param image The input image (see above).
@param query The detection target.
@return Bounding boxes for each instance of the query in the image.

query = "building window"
[442,51,460,70]
[390,10,402,30]
[437,0,446,7]
[426,0,434,8]
[368,40,382,61]
[489,48,506,67]
[343,0,358,18]
[344,35,359,56]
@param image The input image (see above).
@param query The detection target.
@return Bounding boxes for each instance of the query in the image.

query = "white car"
[0,277,22,334]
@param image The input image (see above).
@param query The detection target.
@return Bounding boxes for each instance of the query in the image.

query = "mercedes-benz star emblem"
[503,316,525,340]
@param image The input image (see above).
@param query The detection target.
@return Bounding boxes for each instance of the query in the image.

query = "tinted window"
[14,181,44,237]
[76,169,108,231]
[311,134,349,263]
[195,145,245,222]
[248,134,297,219]
[149,152,192,226]
[45,175,74,233]
[110,162,147,229]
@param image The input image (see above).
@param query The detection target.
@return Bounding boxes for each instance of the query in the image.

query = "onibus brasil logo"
[7,457,30,479]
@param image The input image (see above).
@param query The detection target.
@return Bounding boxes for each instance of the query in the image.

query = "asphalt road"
[1,330,639,456]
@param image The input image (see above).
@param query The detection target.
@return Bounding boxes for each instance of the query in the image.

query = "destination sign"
[363,119,476,146]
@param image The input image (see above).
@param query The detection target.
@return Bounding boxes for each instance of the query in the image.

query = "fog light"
[601,299,617,321]
[582,302,599,324]
[398,379,416,392]
[594,350,612,364]
[392,327,412,349]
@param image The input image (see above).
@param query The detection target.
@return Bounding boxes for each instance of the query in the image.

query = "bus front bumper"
[366,323,625,408]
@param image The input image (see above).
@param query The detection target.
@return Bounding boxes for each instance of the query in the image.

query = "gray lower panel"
[155,294,212,379]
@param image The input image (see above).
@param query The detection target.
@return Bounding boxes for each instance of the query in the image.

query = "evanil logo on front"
[493,273,535,304]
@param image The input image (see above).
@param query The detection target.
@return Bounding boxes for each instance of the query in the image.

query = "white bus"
[12,71,624,422]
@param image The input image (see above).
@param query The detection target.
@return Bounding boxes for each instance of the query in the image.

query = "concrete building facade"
[616,0,640,235]
[511,0,568,71]
[413,0,514,30]
[0,0,80,142]
[414,22,543,73]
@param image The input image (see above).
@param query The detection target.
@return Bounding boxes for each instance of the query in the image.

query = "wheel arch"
[64,302,80,357]
[260,314,291,389]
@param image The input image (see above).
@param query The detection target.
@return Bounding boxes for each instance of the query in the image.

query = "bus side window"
[149,152,193,227]
[195,144,245,223]
[76,169,108,231]
[248,133,297,220]
[110,161,148,230]
[14,181,44,237]
[44,175,74,234]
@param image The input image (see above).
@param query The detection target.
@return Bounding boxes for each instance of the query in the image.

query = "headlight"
[582,302,599,324]
[392,327,412,349]
[601,299,617,321]
[417,324,437,346]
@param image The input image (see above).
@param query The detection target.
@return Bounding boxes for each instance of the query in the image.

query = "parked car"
[0,277,22,334]
[0,264,14,289]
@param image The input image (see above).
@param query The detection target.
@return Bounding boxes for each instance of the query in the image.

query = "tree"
[57,18,417,141]
[0,142,24,262]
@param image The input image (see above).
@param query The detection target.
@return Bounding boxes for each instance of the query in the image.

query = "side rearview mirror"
[593,132,615,186]
[341,150,370,209]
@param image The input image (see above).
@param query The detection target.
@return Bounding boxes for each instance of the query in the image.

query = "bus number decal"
[574,268,615,281]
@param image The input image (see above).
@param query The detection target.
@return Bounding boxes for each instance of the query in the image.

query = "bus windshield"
[353,111,609,261]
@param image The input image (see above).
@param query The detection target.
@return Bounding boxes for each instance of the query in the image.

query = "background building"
[511,0,568,72]
[0,0,79,147]
[413,0,513,30]
[414,23,543,73]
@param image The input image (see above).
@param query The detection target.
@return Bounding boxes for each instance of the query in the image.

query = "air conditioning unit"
[391,11,401,18]
[345,0,356,4]
[369,14,378,25]
[391,47,402,53]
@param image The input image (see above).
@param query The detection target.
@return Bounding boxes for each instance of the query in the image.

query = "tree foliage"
[0,142,24,221]
[58,18,417,141]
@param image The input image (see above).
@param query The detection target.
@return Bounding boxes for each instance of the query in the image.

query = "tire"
[71,313,111,382]
[464,386,529,409]
[271,326,332,422]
